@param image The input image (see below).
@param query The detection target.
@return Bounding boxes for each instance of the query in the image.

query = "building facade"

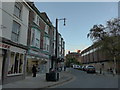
[26,3,52,75]
[0,1,30,84]
[57,33,65,70]
[81,45,116,73]
[66,51,81,64]
[0,1,65,85]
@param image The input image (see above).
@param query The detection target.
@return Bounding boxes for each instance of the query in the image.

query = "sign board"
[0,43,10,49]
[29,49,49,59]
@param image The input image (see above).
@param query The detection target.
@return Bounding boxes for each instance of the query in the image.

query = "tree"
[87,18,120,74]
[65,56,80,67]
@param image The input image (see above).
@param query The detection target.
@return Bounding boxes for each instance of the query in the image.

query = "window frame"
[14,2,22,19]
[11,21,21,42]
[7,51,24,76]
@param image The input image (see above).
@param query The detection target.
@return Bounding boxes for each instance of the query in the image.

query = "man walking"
[32,65,37,77]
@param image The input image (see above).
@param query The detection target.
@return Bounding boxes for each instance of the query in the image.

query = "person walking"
[32,65,37,77]
[64,65,66,71]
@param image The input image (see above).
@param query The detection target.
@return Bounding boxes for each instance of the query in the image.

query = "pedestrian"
[100,68,102,74]
[64,65,66,71]
[32,65,37,77]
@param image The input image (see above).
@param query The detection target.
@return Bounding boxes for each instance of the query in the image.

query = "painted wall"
[2,2,29,46]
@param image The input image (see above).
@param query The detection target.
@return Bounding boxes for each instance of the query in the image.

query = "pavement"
[1,68,74,89]
[0,85,2,90]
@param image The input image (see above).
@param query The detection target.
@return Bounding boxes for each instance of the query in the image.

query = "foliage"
[87,18,120,60]
[65,56,81,67]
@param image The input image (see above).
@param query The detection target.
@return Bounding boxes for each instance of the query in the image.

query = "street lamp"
[55,18,66,71]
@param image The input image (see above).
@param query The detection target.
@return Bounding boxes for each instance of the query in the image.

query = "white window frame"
[45,24,49,34]
[14,2,22,19]
[31,28,35,46]
[11,21,21,43]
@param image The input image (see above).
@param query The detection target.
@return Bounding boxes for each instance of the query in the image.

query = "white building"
[0,1,30,84]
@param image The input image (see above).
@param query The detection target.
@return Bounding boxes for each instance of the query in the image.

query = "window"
[39,18,41,26]
[35,38,40,47]
[19,54,23,73]
[14,2,22,19]
[14,53,19,73]
[8,52,24,75]
[43,37,50,51]
[54,29,56,40]
[31,28,40,48]
[37,16,39,25]
[45,25,49,34]
[43,37,46,50]
[46,37,50,51]
[36,16,41,26]
[31,29,35,46]
[35,29,40,48]
[11,21,21,42]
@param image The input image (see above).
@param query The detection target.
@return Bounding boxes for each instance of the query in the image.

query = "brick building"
[81,44,117,74]
[65,50,82,65]
[26,3,52,74]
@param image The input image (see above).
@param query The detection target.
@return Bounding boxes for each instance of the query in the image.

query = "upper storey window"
[14,2,22,19]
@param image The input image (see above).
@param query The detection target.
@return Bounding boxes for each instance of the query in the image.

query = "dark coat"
[32,65,37,73]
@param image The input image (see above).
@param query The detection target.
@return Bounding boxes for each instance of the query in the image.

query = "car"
[82,66,88,71]
[86,65,96,73]
[73,65,81,69]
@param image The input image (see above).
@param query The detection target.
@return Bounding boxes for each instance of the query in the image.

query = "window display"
[8,52,24,75]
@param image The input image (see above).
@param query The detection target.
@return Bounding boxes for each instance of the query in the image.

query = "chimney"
[68,51,70,54]
[77,50,81,53]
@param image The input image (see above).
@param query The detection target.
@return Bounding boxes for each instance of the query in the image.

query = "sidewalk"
[2,69,73,89]
[0,85,2,90]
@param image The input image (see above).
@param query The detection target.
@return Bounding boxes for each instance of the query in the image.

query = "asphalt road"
[53,68,119,88]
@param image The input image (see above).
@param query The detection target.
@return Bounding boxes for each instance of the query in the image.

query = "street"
[53,68,118,88]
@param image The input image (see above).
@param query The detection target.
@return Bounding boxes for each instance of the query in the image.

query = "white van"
[73,65,81,69]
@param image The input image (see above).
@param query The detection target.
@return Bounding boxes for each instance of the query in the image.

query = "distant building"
[81,44,117,73]
[66,51,81,64]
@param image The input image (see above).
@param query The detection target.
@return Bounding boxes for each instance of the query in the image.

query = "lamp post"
[55,18,66,71]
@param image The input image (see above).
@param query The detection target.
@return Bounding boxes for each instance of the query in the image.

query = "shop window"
[8,52,15,74]
[19,54,23,73]
[8,52,24,75]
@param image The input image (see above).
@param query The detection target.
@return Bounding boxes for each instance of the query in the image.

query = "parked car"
[73,65,81,69]
[86,65,96,73]
[82,66,87,71]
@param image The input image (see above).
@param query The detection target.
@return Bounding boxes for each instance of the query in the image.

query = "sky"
[34,2,118,55]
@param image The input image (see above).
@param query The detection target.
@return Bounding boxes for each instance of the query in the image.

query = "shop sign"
[0,43,10,49]
[29,50,49,58]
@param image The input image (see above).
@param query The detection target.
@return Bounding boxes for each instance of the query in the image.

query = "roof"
[27,2,52,27]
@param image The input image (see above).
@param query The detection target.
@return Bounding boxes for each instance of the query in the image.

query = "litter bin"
[46,72,59,81]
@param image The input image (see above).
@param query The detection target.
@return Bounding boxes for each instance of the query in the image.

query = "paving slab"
[2,69,74,89]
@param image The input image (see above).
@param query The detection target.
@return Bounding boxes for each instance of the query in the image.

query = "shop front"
[27,49,50,75]
[0,42,27,84]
